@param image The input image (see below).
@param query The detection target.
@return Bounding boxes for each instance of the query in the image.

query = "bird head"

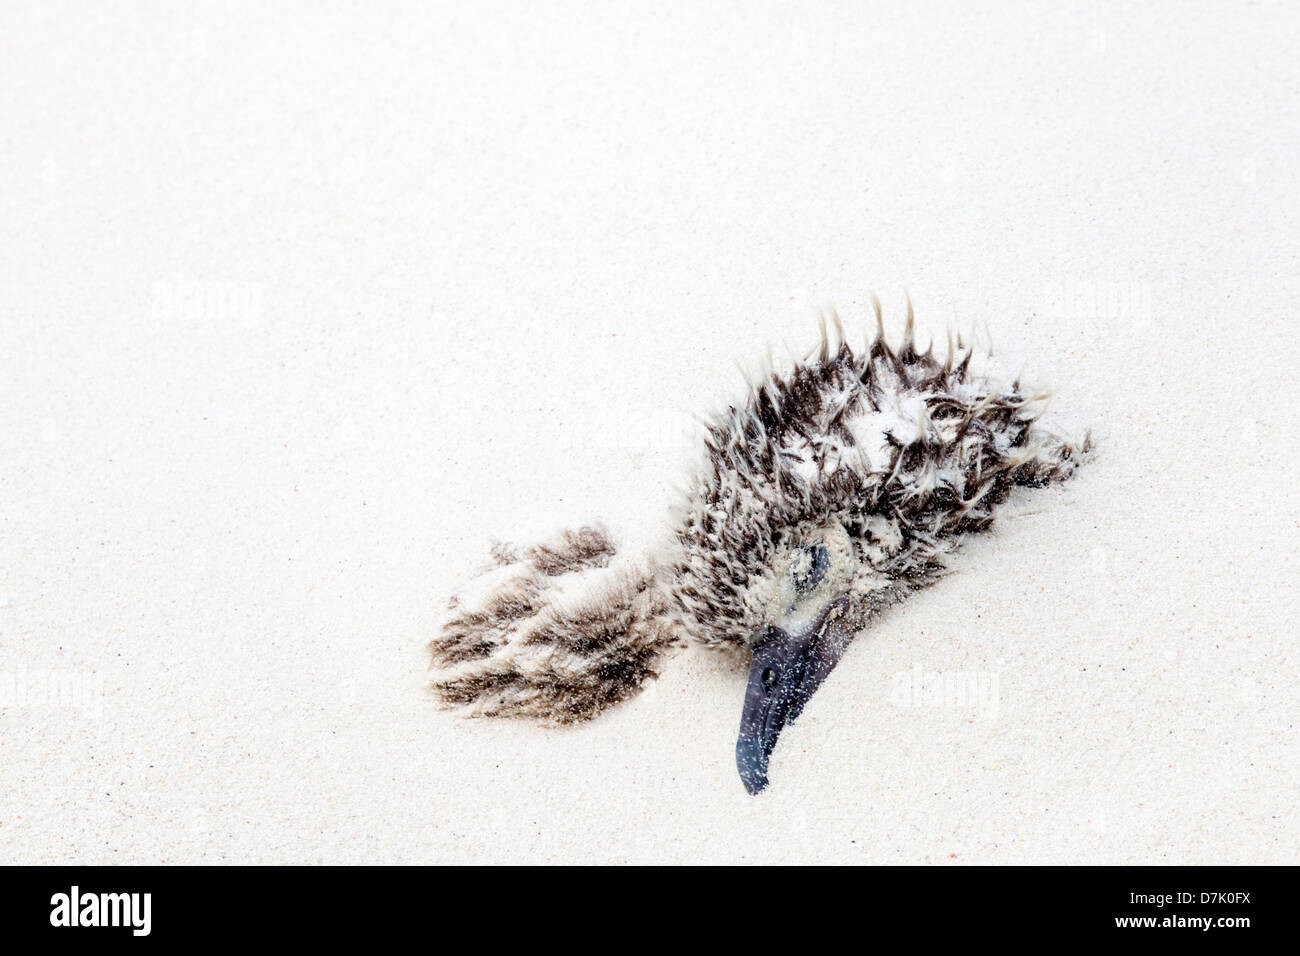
[728,527,862,796]
[667,340,891,793]
[668,312,1083,792]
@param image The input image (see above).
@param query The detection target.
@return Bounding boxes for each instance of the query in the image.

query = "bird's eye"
[792,544,829,593]
[762,667,778,691]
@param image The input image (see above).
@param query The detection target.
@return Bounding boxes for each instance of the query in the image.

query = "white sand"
[2,1,1297,864]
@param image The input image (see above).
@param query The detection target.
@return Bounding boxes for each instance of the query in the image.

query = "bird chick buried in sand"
[429,300,1091,794]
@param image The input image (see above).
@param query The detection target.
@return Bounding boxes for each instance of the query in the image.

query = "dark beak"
[735,595,855,794]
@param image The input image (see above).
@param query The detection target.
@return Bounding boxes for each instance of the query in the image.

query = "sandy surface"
[2,1,1297,864]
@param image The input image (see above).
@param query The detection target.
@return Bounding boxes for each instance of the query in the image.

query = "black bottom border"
[1,864,1287,945]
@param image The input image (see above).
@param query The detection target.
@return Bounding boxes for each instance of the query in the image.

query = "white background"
[1,1,1296,863]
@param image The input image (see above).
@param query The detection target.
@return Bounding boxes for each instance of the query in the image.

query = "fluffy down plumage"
[429,302,1090,724]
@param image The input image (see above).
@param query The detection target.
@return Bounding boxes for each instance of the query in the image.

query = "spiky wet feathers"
[428,308,1089,723]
